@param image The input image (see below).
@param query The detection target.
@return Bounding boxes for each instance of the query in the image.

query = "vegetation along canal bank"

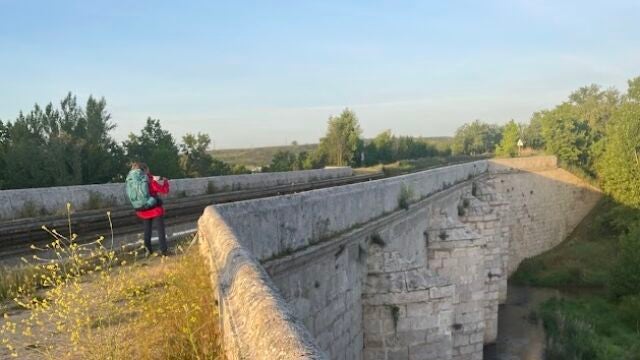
[484,77,640,360]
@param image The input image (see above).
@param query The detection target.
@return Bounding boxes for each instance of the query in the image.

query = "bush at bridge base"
[540,297,640,360]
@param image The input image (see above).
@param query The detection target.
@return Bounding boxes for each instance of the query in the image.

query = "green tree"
[627,76,640,102]
[568,84,620,137]
[231,163,251,174]
[540,104,592,167]
[451,120,501,155]
[597,101,640,208]
[522,112,545,149]
[1,111,56,188]
[267,150,297,172]
[125,118,183,178]
[302,150,327,170]
[0,93,126,188]
[317,108,362,166]
[371,130,394,164]
[82,96,126,183]
[180,133,214,177]
[210,159,232,176]
[293,151,310,170]
[495,120,520,157]
[396,136,436,160]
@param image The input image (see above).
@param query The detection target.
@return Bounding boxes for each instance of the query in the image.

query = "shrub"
[542,306,600,360]
[610,224,640,298]
[540,297,640,360]
[618,295,640,333]
[594,202,640,236]
[398,184,413,210]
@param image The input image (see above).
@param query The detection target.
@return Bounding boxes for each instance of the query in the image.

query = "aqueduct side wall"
[197,156,601,360]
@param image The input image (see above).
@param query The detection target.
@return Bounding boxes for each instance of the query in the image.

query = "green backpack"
[125,169,157,210]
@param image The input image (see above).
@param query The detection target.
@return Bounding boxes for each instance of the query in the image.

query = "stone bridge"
[197,156,602,360]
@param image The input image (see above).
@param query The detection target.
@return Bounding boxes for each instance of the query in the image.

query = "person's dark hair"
[130,162,149,172]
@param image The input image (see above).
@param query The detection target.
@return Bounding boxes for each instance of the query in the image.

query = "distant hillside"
[417,136,452,148]
[211,137,452,168]
[212,143,317,168]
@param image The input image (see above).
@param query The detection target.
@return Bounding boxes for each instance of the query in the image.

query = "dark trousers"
[143,216,168,253]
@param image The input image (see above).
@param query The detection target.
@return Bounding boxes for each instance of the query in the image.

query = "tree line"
[0,95,453,189]
[450,76,640,209]
[453,76,640,302]
[265,109,451,172]
[0,93,250,189]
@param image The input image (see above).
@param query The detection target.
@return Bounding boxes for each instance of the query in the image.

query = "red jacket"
[136,173,170,220]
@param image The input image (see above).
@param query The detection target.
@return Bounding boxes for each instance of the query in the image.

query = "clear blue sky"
[1,0,638,148]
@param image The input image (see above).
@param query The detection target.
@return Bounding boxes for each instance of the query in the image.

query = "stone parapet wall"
[0,167,352,221]
[214,161,488,261]
[488,155,557,173]
[197,206,327,360]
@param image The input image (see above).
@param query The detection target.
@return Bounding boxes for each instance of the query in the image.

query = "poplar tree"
[317,108,362,166]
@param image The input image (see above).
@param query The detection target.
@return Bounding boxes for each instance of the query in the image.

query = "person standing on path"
[132,162,170,256]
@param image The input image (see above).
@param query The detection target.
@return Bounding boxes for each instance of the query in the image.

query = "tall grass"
[540,297,640,360]
[0,265,42,302]
[0,204,221,359]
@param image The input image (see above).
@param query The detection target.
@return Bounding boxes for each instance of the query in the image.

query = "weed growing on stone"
[16,201,47,219]
[370,233,386,247]
[85,191,117,210]
[390,305,400,332]
[207,181,216,194]
[457,198,471,217]
[398,184,413,210]
[0,203,221,359]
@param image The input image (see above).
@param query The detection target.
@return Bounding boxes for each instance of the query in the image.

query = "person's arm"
[153,177,170,195]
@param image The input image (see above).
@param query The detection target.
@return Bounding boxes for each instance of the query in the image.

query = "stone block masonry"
[197,156,601,359]
[198,206,327,359]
